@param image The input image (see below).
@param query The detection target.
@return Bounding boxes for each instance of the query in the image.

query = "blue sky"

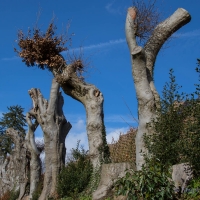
[0,0,200,152]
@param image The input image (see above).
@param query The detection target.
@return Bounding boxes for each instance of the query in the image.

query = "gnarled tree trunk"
[0,128,29,200]
[125,7,191,170]
[28,78,72,200]
[24,113,41,199]
[52,61,110,169]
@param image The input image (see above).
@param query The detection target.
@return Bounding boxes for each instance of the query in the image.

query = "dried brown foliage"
[108,127,137,163]
[132,0,160,43]
[14,23,67,70]
[15,22,89,81]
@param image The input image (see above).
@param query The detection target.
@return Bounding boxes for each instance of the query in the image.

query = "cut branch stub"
[128,7,137,20]
[131,46,143,55]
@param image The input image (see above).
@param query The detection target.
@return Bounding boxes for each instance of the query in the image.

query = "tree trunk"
[52,61,110,169]
[28,78,72,199]
[125,7,191,170]
[0,128,29,200]
[24,113,41,199]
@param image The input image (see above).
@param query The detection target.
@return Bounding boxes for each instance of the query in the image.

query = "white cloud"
[66,113,86,123]
[105,114,138,125]
[34,114,133,159]
[106,127,129,144]
[105,1,122,15]
[2,39,126,61]
[174,29,200,38]
[0,111,3,118]
[65,119,88,152]
[1,56,19,61]
[68,38,125,53]
[35,136,44,142]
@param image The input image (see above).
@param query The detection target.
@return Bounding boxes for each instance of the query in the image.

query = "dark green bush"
[144,68,200,176]
[114,158,175,200]
[144,69,185,169]
[57,141,93,198]
[183,177,200,199]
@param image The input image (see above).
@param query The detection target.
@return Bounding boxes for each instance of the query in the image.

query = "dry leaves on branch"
[14,23,68,70]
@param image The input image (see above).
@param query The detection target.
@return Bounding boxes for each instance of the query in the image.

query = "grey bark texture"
[24,113,41,199]
[0,128,29,200]
[172,163,193,193]
[28,78,72,200]
[52,61,109,169]
[92,162,133,200]
[125,7,191,170]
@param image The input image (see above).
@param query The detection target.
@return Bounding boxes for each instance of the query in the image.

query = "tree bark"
[24,113,41,199]
[0,128,29,200]
[52,61,110,169]
[125,7,191,170]
[28,78,72,199]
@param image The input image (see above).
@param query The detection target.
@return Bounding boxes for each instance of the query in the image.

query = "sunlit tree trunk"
[28,78,72,199]
[52,61,110,169]
[125,7,191,170]
[24,113,41,199]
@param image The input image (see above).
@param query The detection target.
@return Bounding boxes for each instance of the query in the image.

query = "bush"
[182,177,200,199]
[114,158,175,200]
[144,68,200,176]
[57,141,93,198]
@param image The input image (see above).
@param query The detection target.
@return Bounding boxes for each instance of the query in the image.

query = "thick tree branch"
[126,8,154,105]
[125,7,138,51]
[47,79,60,115]
[144,8,191,75]
[25,112,41,198]
[53,60,108,168]
[25,113,40,156]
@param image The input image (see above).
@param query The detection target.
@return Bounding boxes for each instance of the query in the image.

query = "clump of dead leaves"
[14,23,67,70]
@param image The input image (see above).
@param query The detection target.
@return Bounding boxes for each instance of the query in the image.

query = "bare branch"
[132,0,160,44]
[144,8,191,75]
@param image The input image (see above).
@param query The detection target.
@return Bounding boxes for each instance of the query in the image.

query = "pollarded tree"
[15,23,110,169]
[28,78,72,199]
[125,1,191,169]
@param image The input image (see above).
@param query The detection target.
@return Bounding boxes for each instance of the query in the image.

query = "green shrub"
[144,69,185,169]
[144,68,200,176]
[57,141,93,198]
[182,177,200,200]
[60,195,92,200]
[114,159,175,200]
